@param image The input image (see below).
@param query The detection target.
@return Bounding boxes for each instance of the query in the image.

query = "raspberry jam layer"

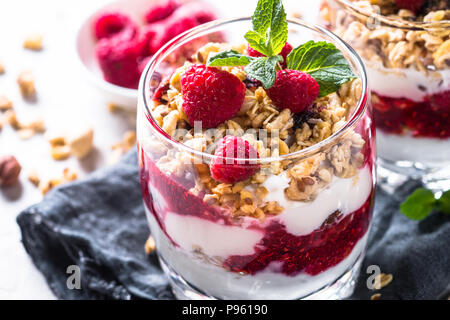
[373,90,450,138]
[140,148,374,277]
[223,197,373,276]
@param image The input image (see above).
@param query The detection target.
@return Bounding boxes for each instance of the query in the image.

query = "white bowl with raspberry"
[75,0,218,108]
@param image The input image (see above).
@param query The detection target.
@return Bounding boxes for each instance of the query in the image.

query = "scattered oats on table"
[0,95,13,111]
[23,34,43,51]
[38,167,78,195]
[145,235,156,254]
[17,70,36,97]
[370,293,381,300]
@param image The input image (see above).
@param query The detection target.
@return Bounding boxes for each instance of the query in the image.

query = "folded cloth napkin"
[17,151,450,300]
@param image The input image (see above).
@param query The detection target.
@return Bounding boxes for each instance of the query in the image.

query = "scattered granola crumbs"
[17,70,36,97]
[374,273,393,289]
[370,293,381,300]
[107,102,126,113]
[4,109,45,138]
[0,62,4,74]
[27,169,40,186]
[68,127,94,159]
[38,167,78,195]
[23,34,43,51]
[51,145,71,160]
[0,95,13,111]
[145,235,156,254]
[17,128,35,140]
[110,130,137,164]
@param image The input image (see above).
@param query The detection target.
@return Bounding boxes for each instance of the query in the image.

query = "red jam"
[139,147,374,277]
[223,196,373,276]
[373,90,450,138]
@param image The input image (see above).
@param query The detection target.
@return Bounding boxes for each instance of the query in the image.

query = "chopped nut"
[17,71,36,97]
[23,34,43,51]
[5,110,20,129]
[374,273,393,290]
[17,128,35,140]
[0,95,13,111]
[51,145,71,160]
[62,168,78,181]
[68,127,94,159]
[27,169,40,186]
[48,135,66,147]
[107,102,125,113]
[145,235,156,254]
[39,167,78,195]
[370,293,381,300]
[0,155,21,187]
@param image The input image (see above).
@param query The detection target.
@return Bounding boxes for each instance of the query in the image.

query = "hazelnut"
[0,155,21,187]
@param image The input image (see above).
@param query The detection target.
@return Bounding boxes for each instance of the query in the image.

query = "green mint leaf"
[437,190,450,214]
[400,188,436,220]
[286,41,356,97]
[207,50,254,67]
[244,30,271,57]
[247,0,288,56]
[244,55,283,89]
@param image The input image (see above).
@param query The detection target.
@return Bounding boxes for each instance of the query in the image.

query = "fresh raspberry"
[172,1,217,24]
[180,64,245,128]
[395,0,425,13]
[210,136,260,184]
[93,11,137,40]
[247,42,293,68]
[144,0,180,24]
[95,29,145,89]
[138,56,152,75]
[146,2,217,54]
[267,70,319,113]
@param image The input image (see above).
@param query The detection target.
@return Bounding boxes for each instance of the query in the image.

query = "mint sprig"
[206,0,356,96]
[400,188,450,220]
[207,50,255,67]
[245,0,287,57]
[244,56,283,89]
[286,41,357,97]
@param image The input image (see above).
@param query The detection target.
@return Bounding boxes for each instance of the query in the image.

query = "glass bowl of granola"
[320,0,450,187]
[137,0,375,300]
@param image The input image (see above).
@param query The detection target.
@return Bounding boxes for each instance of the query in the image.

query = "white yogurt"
[262,167,373,236]
[377,130,450,165]
[367,62,450,102]
[147,209,369,299]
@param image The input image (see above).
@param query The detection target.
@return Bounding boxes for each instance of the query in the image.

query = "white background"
[0,0,319,299]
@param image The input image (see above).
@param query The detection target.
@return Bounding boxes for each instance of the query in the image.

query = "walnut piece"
[0,95,13,111]
[23,34,43,51]
[68,127,94,159]
[145,235,156,254]
[17,71,36,97]
[0,155,21,187]
[38,167,78,195]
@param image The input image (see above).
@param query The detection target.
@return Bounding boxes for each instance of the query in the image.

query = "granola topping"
[147,42,366,220]
[321,0,450,71]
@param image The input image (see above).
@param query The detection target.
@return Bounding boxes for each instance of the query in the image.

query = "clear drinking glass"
[137,17,376,300]
[320,0,450,189]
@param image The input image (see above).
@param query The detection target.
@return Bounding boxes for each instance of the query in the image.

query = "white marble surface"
[0,0,319,300]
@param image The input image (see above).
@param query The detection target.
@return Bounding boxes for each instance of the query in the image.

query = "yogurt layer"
[367,62,450,102]
[147,209,369,300]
